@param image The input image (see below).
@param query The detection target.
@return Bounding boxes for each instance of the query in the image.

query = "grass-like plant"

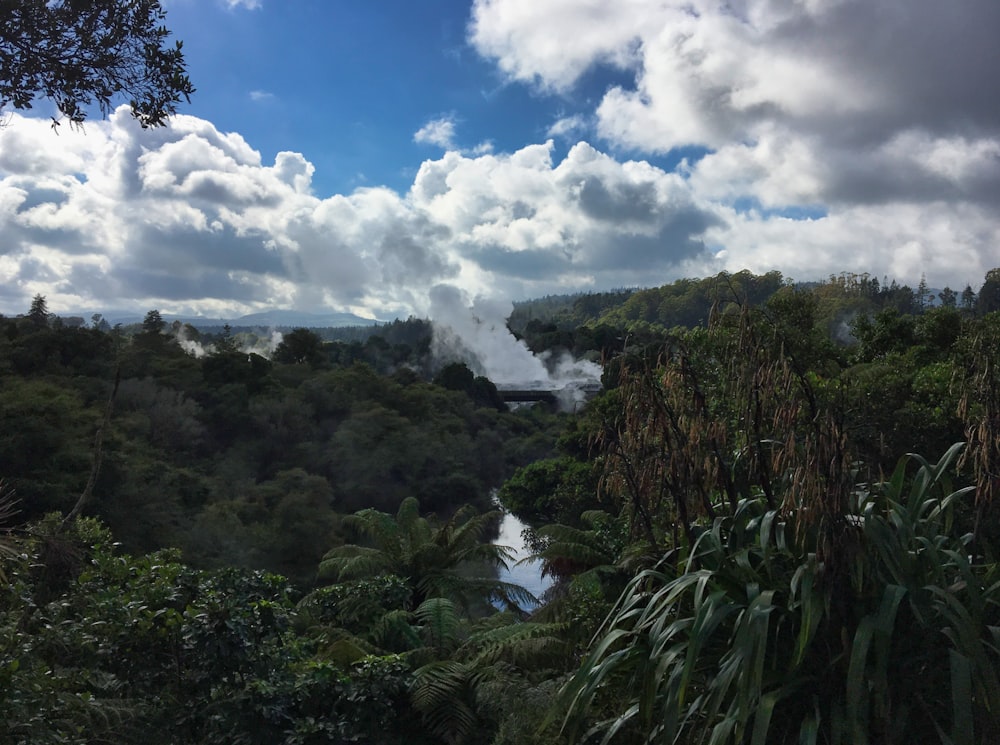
[559,443,1000,744]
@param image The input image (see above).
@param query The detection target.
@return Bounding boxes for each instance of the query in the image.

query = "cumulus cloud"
[224,0,261,9]
[3,0,999,321]
[0,107,722,318]
[414,116,458,149]
[547,114,589,140]
[408,139,720,299]
[469,0,1000,284]
[0,109,450,317]
[472,0,1000,150]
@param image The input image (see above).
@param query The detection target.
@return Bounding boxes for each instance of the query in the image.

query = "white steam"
[174,327,284,359]
[428,283,602,396]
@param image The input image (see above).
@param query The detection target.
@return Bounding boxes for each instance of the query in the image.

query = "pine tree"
[141,309,165,334]
[27,294,49,327]
[961,284,977,314]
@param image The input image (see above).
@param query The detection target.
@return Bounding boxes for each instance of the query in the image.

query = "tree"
[938,286,957,308]
[215,323,238,353]
[496,456,598,525]
[319,497,534,612]
[27,293,49,327]
[272,327,325,366]
[916,272,932,310]
[977,268,1000,316]
[90,312,110,332]
[433,361,506,410]
[961,284,977,314]
[0,0,193,127]
[0,518,419,744]
[141,308,165,334]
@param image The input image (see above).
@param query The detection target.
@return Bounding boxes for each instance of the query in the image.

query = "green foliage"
[141,309,166,335]
[527,511,633,654]
[0,518,419,744]
[296,574,415,650]
[6,269,1000,745]
[27,294,49,327]
[0,0,194,127]
[319,496,534,612]
[497,456,599,524]
[434,361,507,410]
[0,377,95,515]
[0,312,562,585]
[976,268,1000,316]
[408,597,571,745]
[596,270,786,330]
[272,327,326,366]
[559,444,1000,744]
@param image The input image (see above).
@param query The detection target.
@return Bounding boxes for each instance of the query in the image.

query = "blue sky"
[166,1,534,194]
[0,0,998,322]
[165,0,641,197]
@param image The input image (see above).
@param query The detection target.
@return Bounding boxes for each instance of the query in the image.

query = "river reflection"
[495,511,552,606]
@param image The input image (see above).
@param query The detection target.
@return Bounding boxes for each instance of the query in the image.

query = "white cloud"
[3,0,994,324]
[224,0,261,9]
[414,116,458,150]
[248,90,275,103]
[413,115,495,158]
[469,0,649,92]
[2,30,1000,328]
[547,114,588,140]
[706,201,1000,290]
[466,0,1000,287]
[471,0,1000,152]
[0,108,721,318]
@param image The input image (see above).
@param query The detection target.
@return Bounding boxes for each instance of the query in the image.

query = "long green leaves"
[559,445,1000,744]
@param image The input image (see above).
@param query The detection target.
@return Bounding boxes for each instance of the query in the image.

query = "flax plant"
[558,304,1000,744]
[956,314,1000,550]
[595,303,852,565]
[558,444,1000,745]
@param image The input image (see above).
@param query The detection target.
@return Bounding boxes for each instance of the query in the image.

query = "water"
[495,511,552,605]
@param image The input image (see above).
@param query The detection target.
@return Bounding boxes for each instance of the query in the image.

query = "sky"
[1,0,998,322]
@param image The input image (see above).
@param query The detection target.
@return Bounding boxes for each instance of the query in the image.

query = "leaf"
[949,650,974,745]
[846,616,876,744]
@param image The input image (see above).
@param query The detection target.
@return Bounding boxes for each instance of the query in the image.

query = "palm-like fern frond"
[462,616,570,669]
[415,597,463,656]
[317,544,393,581]
[533,519,617,577]
[411,659,478,745]
[318,497,532,612]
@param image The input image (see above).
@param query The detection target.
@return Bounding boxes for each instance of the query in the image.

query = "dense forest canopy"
[2,269,1000,743]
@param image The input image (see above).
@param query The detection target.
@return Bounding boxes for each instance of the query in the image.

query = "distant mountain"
[76,309,384,329]
[230,310,381,328]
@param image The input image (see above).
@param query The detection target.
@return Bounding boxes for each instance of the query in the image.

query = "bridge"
[497,383,603,405]
[497,389,559,404]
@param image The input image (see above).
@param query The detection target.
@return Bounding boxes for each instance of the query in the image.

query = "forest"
[2,269,1000,744]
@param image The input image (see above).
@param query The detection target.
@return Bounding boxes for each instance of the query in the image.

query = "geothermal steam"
[428,285,602,403]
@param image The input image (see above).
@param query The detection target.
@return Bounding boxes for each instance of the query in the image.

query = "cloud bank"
[0,109,720,318]
[469,0,1000,282]
[1,0,998,320]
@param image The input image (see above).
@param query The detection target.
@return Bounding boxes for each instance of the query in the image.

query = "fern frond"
[415,597,463,653]
[411,660,477,745]
[317,546,392,580]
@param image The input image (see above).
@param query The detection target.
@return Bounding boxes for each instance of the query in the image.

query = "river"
[494,510,552,607]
